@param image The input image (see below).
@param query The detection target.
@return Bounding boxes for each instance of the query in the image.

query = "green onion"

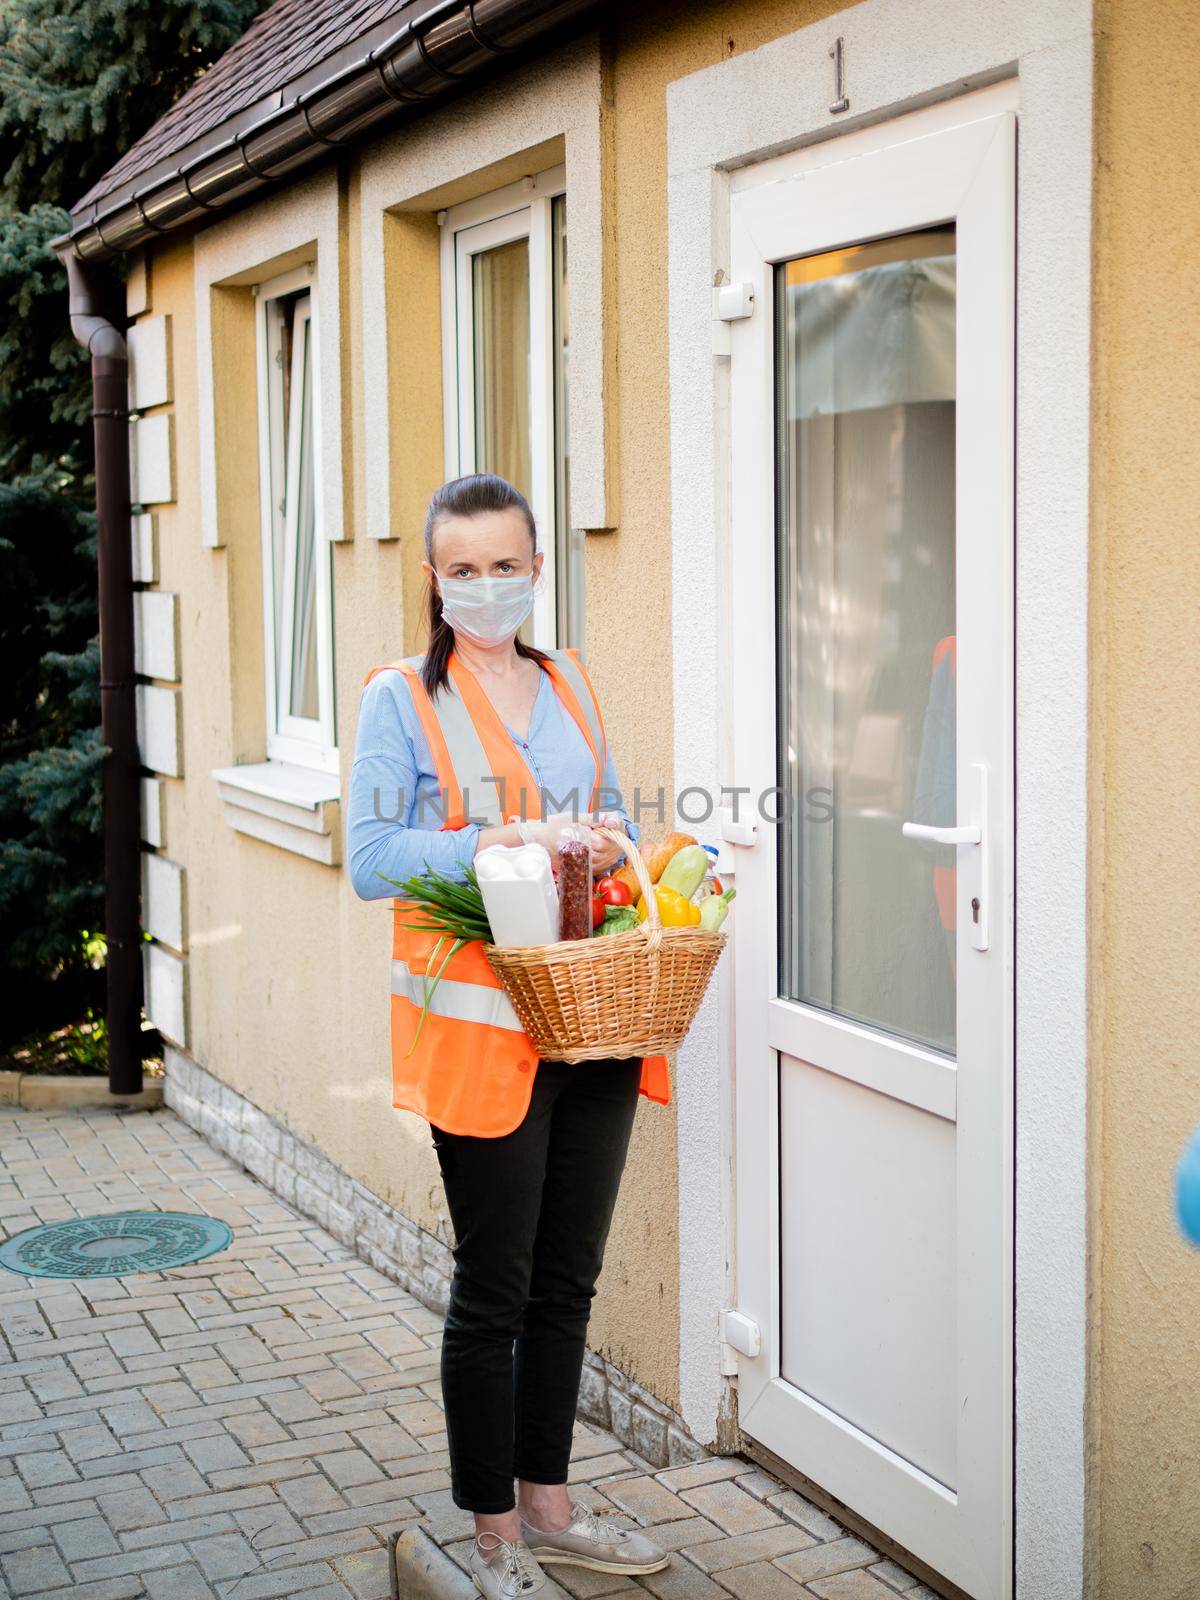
[375,865,494,1053]
[376,863,494,944]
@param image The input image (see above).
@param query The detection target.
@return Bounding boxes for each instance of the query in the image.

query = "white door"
[728,90,1015,1600]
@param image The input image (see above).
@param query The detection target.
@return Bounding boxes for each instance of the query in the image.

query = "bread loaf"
[610,831,699,897]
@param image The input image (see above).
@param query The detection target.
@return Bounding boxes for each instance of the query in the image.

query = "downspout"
[58,248,143,1096]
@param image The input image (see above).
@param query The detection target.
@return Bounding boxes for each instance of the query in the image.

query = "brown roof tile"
[72,0,414,217]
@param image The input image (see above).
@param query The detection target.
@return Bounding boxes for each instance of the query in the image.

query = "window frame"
[254,264,337,775]
[438,164,578,649]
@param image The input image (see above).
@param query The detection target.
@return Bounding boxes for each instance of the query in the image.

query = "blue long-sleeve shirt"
[346,657,637,900]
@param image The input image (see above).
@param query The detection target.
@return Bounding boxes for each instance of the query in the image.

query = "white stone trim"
[358,34,611,539]
[142,851,186,953]
[131,512,158,584]
[666,6,1093,1596]
[126,250,149,318]
[133,589,179,682]
[194,169,346,547]
[212,760,342,866]
[215,805,340,865]
[130,413,174,506]
[135,683,182,777]
[145,943,187,1047]
[141,777,164,849]
[128,314,172,410]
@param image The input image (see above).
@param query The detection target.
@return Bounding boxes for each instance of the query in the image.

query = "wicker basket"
[484,827,726,1063]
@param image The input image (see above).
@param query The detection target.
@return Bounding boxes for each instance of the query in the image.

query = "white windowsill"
[212,760,342,866]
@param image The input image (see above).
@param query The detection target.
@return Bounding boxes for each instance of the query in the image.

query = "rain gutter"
[55,0,603,262]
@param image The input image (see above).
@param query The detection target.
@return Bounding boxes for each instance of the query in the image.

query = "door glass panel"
[472,236,531,499]
[775,228,957,1055]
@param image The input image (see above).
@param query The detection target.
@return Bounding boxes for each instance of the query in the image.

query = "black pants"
[430,1056,643,1513]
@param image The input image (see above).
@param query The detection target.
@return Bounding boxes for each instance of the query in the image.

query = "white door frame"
[666,9,1094,1598]
[726,102,1015,1600]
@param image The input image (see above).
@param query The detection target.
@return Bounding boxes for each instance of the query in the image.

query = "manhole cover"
[0,1212,233,1280]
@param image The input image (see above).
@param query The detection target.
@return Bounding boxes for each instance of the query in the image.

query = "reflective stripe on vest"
[412,672,506,827]
[544,649,607,771]
[391,959,524,1032]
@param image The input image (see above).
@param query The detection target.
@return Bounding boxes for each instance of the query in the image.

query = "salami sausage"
[557,835,593,941]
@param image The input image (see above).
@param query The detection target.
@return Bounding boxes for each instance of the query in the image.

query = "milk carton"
[474,842,561,947]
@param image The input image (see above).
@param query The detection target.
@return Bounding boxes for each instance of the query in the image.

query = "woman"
[347,473,671,1598]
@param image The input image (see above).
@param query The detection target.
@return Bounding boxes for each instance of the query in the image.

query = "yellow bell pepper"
[636,886,702,927]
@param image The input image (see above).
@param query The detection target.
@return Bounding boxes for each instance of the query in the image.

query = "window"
[440,166,583,648]
[255,266,336,772]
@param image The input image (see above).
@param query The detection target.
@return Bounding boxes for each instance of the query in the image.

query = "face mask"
[438,574,535,645]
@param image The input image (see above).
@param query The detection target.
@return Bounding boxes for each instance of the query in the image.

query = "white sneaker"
[469,1532,549,1597]
[520,1498,671,1575]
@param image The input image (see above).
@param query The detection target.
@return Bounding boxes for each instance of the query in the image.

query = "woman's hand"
[586,813,629,874]
[481,812,628,872]
[514,812,589,855]
[474,821,524,856]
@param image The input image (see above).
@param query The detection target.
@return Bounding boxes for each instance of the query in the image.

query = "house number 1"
[829,36,850,114]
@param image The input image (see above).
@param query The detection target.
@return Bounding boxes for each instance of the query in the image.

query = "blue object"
[0,1212,233,1279]
[1174,1126,1200,1246]
[346,657,638,896]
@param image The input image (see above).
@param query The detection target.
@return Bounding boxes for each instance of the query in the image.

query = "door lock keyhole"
[971,896,981,924]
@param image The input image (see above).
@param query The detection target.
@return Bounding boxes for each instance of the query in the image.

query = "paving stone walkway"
[0,1106,932,1600]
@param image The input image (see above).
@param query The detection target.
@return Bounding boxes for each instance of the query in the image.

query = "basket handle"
[592,824,663,953]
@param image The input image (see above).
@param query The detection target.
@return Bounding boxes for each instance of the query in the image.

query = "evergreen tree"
[0,0,265,1048]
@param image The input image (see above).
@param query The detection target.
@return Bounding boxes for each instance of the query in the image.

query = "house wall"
[1089,2,1200,1594]
[141,0,857,1434]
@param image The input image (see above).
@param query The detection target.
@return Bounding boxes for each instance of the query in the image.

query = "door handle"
[900,822,981,845]
[901,762,990,952]
[719,808,758,847]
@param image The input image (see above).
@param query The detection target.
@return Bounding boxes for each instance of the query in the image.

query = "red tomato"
[595,877,633,907]
[591,894,606,929]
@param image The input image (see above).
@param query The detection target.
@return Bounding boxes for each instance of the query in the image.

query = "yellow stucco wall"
[1088,3,1200,1594]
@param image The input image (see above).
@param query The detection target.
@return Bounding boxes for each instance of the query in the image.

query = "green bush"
[0,0,265,1051]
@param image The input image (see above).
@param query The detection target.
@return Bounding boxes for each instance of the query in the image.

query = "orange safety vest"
[363,647,671,1136]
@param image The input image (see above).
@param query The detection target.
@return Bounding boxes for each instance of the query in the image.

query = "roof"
[71,0,416,218]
